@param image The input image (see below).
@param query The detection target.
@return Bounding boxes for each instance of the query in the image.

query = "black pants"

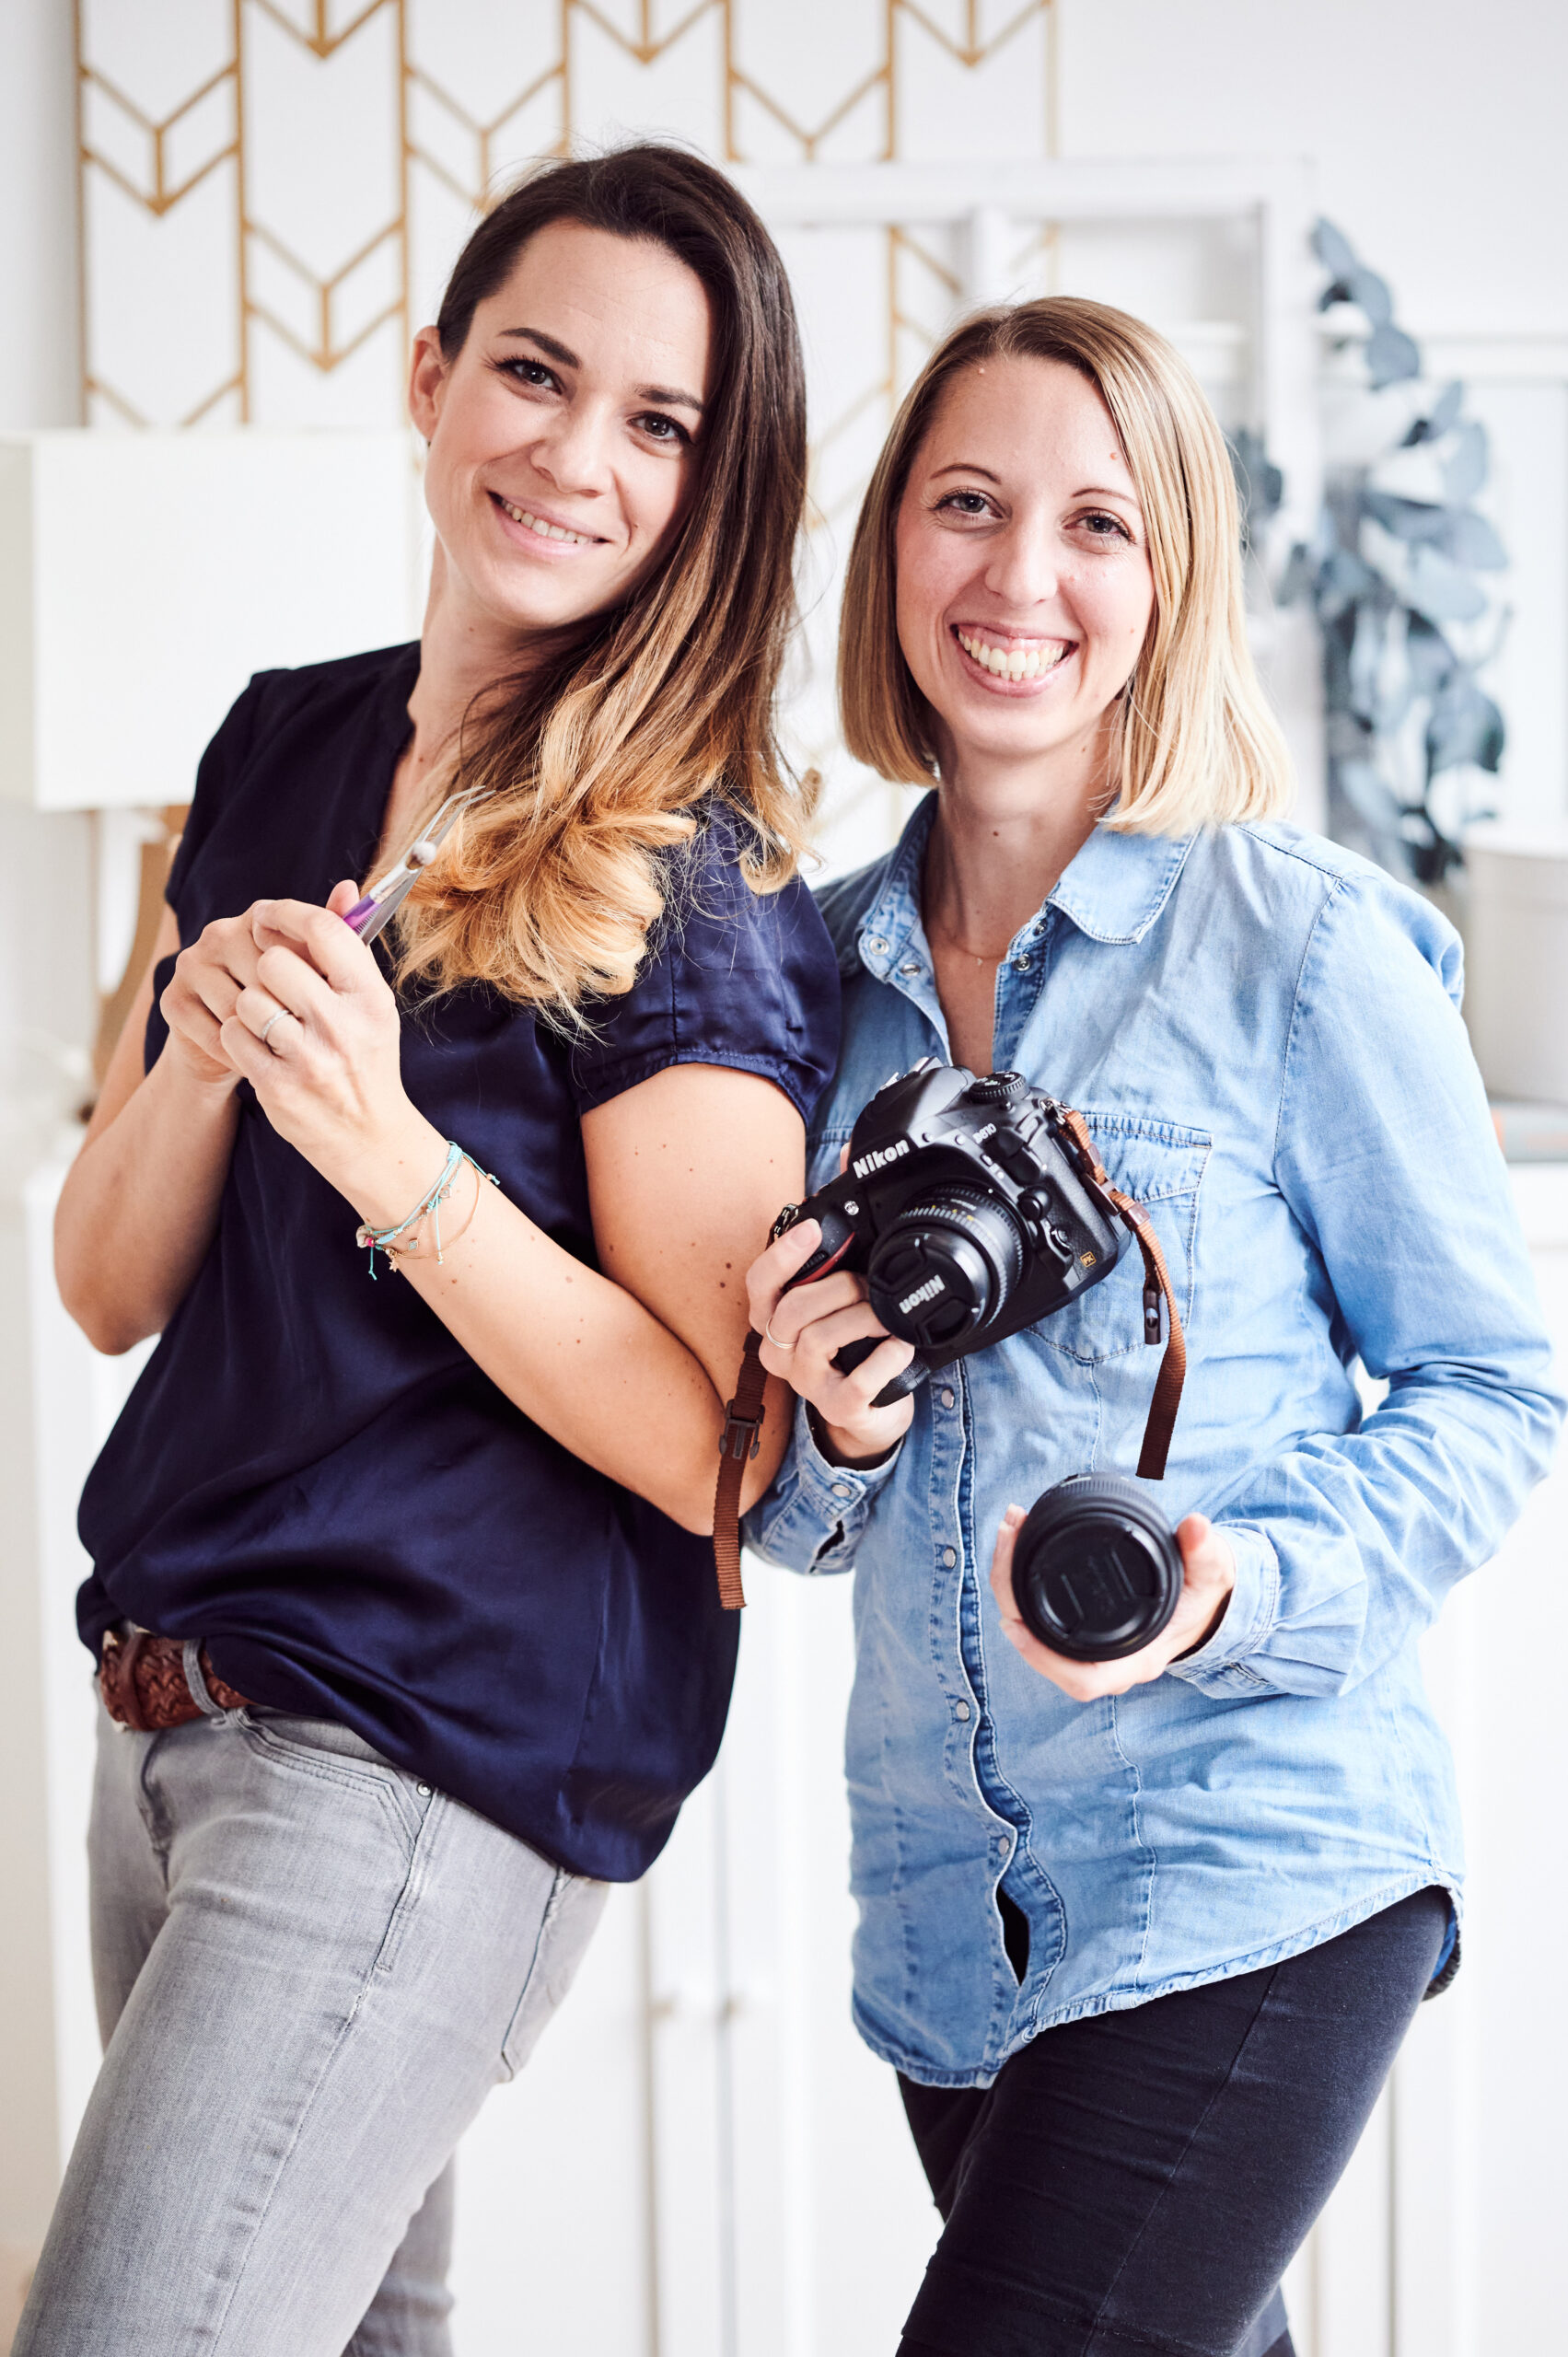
[896,1886,1449,2357]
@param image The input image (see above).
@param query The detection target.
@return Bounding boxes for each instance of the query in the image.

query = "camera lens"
[865,1187,1026,1351]
[1010,1475,1182,1662]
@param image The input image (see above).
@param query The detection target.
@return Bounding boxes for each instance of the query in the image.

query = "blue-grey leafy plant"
[1280,218,1508,883]
[1228,426,1283,557]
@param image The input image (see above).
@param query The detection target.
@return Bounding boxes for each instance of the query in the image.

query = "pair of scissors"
[339,785,494,946]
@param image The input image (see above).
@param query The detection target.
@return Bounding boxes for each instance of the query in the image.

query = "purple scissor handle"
[341,784,492,946]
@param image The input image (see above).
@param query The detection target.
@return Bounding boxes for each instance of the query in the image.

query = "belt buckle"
[99,1627,153,1733]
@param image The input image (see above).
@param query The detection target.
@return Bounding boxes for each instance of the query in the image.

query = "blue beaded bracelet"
[355,1141,497,1277]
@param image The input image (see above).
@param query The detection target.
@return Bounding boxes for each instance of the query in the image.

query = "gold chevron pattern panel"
[76,0,1056,427]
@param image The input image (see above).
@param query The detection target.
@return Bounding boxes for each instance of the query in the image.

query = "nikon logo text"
[899,1275,946,1314]
[853,1140,911,1178]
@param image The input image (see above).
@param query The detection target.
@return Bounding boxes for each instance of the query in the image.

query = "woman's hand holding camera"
[166,886,448,1220]
[746,1218,916,1467]
[990,1507,1236,1701]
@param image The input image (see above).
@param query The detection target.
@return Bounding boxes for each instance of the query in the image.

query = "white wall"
[1060,1,1568,339]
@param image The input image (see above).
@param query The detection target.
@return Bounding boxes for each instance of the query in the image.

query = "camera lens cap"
[1010,1474,1182,1662]
[868,1225,993,1347]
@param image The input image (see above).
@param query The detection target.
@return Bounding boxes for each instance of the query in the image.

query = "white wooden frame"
[730,156,1324,545]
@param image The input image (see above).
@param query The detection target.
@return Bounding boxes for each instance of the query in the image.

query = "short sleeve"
[165,671,275,917]
[568,805,842,1125]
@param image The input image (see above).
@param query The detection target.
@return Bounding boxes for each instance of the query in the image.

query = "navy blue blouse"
[77,643,840,1880]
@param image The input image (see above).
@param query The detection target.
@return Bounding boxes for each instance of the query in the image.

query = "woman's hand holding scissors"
[211,886,452,1226]
[62,885,414,1355]
[158,910,266,1093]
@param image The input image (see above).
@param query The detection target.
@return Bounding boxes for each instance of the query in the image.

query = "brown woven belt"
[99,1628,250,1732]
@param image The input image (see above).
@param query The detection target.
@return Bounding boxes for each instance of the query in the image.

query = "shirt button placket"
[932,1375,980,1756]
[996,916,1050,1070]
[930,1372,967,1751]
[944,1373,999,1810]
[935,1378,961,1578]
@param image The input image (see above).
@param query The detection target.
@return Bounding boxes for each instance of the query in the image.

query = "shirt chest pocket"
[1036,1112,1211,1364]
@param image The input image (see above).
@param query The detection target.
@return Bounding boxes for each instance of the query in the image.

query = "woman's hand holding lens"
[745,1219,916,1467]
[990,1508,1237,1701]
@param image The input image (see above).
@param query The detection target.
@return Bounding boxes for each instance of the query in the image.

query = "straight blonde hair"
[395,147,816,1022]
[839,296,1293,833]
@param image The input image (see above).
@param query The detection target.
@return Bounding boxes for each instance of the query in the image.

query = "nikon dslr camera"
[772,1058,1127,1407]
[770,1059,1191,1666]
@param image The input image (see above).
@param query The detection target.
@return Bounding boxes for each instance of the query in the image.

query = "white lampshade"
[0,430,422,811]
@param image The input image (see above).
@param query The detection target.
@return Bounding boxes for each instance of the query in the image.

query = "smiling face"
[893,354,1156,784]
[410,219,714,642]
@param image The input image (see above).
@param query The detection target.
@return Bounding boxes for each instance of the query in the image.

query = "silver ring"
[259,1008,294,1051]
[763,1315,796,1353]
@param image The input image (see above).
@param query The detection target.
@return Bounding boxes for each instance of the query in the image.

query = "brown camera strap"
[709,1105,1190,1608]
[713,1328,768,1611]
[1055,1106,1188,1480]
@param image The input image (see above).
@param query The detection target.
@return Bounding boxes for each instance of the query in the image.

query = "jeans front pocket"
[238,1713,430,1859]
[499,1870,610,2078]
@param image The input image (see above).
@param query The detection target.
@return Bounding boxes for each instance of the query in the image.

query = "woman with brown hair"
[26,146,837,2356]
[745,296,1559,2354]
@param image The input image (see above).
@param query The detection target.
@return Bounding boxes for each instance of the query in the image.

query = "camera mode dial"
[970,1071,1028,1103]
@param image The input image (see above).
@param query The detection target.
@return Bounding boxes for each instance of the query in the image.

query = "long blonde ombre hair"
[395,148,815,1021]
[839,296,1293,832]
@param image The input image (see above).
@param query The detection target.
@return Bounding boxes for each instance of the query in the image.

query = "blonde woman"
[31,148,835,2357]
[745,298,1560,2357]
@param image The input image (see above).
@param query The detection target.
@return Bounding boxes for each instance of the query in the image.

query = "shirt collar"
[1047,822,1197,945]
[853,793,938,981]
[854,793,1195,979]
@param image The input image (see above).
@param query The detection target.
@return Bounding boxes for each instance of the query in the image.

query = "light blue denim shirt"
[745,793,1563,2088]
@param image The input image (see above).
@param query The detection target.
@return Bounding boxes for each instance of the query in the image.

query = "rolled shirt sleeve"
[1171,871,1564,1701]
[743,1398,903,1575]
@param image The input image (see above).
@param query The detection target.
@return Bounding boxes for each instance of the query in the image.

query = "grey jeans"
[17,1666,607,2356]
